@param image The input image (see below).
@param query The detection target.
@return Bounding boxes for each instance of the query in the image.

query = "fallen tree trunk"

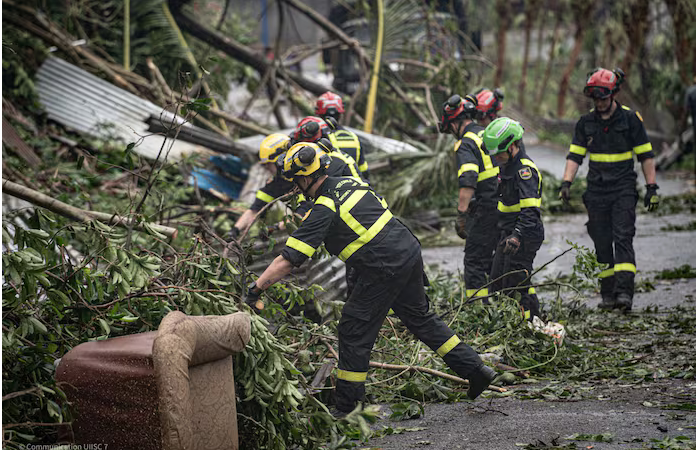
[168,0,329,96]
[2,179,179,239]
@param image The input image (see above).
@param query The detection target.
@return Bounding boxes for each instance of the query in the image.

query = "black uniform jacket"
[567,101,654,193]
[496,148,543,237]
[281,177,420,274]
[454,122,499,207]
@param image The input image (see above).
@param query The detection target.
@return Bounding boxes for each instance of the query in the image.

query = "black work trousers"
[583,189,638,298]
[463,204,500,296]
[490,226,544,319]
[336,256,483,412]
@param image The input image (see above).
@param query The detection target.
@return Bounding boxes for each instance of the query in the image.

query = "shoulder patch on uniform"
[519,167,532,180]
[636,111,643,122]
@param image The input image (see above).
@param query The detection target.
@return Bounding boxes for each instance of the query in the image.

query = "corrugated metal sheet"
[36,57,204,161]
[236,126,420,156]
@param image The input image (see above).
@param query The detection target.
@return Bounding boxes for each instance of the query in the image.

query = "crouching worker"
[244,142,496,416]
[230,133,310,239]
[483,118,544,320]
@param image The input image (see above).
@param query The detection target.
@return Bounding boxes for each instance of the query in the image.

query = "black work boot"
[597,295,616,310]
[615,293,633,312]
[467,365,497,400]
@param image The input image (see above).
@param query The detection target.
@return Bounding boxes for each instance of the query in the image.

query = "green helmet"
[482,117,524,154]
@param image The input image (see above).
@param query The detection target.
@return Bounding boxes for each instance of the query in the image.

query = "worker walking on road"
[559,68,659,312]
[230,133,310,239]
[439,94,500,299]
[244,143,496,416]
[483,118,544,319]
[315,91,371,180]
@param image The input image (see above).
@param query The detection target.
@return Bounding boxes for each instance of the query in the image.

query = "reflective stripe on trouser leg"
[391,259,483,379]
[583,191,615,297]
[611,192,637,298]
[463,208,500,295]
[336,270,401,412]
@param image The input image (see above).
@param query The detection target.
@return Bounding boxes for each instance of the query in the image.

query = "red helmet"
[294,116,330,142]
[584,68,625,99]
[475,89,503,116]
[438,94,477,133]
[315,91,345,118]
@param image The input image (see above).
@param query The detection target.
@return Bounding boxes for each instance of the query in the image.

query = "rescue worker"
[230,133,310,239]
[293,116,367,298]
[293,116,366,183]
[473,88,505,128]
[483,118,544,319]
[438,94,500,298]
[244,143,496,416]
[315,91,370,180]
[559,68,659,311]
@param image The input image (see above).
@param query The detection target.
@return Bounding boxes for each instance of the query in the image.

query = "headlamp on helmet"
[438,94,477,134]
[281,142,331,181]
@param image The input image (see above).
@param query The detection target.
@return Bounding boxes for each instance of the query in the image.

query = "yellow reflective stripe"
[359,161,369,172]
[614,263,637,274]
[524,310,531,320]
[458,163,479,177]
[520,198,541,208]
[498,202,520,213]
[633,142,652,154]
[285,237,316,257]
[597,268,614,278]
[339,190,369,236]
[569,144,587,156]
[464,131,483,149]
[315,195,336,212]
[332,151,362,180]
[589,151,633,162]
[477,166,499,182]
[497,198,540,213]
[256,190,275,203]
[337,369,367,382]
[528,287,536,295]
[466,289,488,297]
[339,209,393,261]
[436,335,461,357]
[621,105,631,110]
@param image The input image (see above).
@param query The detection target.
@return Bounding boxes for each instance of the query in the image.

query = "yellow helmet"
[259,133,291,164]
[281,142,331,181]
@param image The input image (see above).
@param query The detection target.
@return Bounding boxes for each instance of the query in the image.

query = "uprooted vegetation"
[2,122,696,448]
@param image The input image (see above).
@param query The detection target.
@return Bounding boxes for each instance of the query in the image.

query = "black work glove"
[502,232,521,255]
[455,209,468,239]
[559,181,572,204]
[244,281,264,312]
[644,183,660,212]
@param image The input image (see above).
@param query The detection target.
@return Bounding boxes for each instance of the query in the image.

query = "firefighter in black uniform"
[231,133,311,238]
[315,91,370,180]
[293,116,365,182]
[559,68,659,311]
[483,118,544,319]
[438,94,500,298]
[244,142,496,416]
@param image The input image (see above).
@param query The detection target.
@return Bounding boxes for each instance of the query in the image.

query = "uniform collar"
[594,100,623,122]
